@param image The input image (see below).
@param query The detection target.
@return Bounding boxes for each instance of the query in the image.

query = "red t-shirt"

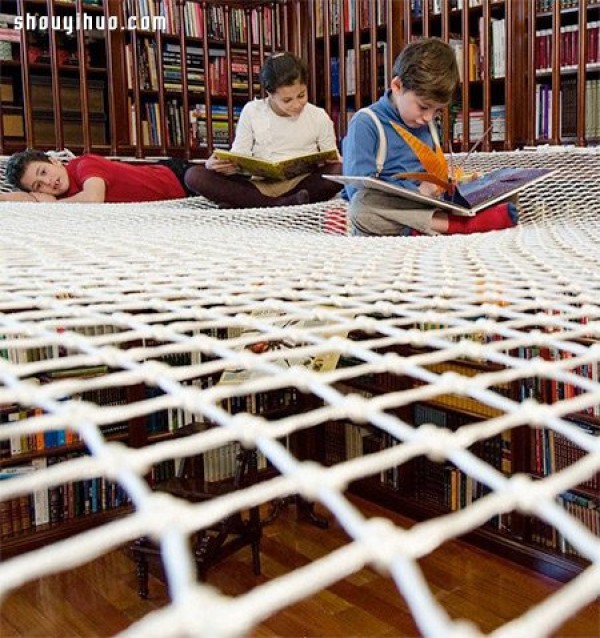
[65,155,186,202]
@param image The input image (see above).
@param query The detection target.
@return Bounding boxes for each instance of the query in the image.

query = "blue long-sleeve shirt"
[341,90,435,200]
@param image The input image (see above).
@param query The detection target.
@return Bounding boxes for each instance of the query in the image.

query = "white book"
[326,167,555,216]
[31,457,50,526]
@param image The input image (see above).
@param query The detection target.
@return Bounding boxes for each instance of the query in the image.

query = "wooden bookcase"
[296,0,403,142]
[407,0,528,151]
[527,0,600,146]
[2,1,598,158]
[0,0,124,156]
[121,0,290,159]
[0,330,305,560]
[323,335,599,583]
[0,0,293,158]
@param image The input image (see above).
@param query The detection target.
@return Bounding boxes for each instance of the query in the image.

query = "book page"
[455,168,555,208]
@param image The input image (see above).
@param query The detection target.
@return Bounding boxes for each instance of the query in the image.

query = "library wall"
[1,1,598,159]
[0,0,291,158]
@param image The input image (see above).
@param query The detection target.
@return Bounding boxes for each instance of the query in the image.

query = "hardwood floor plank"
[1,495,598,637]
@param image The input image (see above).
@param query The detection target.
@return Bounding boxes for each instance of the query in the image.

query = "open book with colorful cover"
[219,308,350,385]
[325,167,555,216]
[214,149,339,181]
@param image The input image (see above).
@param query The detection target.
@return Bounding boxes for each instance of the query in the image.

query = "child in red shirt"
[1,151,198,203]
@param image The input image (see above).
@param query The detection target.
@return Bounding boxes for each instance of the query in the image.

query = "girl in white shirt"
[185,52,342,208]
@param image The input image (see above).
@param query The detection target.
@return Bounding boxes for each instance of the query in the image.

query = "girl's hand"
[31,192,57,202]
[205,154,237,174]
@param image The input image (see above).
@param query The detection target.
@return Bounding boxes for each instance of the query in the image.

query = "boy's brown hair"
[392,38,459,105]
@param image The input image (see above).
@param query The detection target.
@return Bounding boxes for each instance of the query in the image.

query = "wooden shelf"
[1,0,290,157]
[349,479,588,583]
[0,506,133,560]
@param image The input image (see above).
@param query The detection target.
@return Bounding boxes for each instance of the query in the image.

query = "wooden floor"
[1,495,598,637]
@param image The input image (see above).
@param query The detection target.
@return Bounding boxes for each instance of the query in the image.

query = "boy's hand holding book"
[456,170,482,184]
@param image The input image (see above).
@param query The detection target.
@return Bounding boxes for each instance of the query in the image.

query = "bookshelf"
[121,0,273,158]
[323,334,599,583]
[0,0,291,158]
[0,0,122,156]
[301,0,402,144]
[2,1,599,160]
[528,0,600,146]
[405,0,528,151]
[0,323,307,559]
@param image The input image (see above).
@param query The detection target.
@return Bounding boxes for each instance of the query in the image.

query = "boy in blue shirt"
[342,38,517,236]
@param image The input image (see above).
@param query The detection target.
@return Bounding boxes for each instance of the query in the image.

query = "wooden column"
[177,0,191,159]
[576,0,588,147]
[200,1,213,157]
[47,0,64,150]
[550,0,561,144]
[75,0,91,153]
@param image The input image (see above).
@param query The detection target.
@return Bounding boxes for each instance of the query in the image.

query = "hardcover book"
[214,148,339,181]
[219,308,350,385]
[326,167,555,216]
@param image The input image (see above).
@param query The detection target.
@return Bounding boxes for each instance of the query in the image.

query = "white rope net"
[1,147,599,637]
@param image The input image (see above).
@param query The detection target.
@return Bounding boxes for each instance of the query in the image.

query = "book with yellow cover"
[214,149,339,181]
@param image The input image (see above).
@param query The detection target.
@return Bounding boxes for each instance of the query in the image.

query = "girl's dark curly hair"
[5,149,51,190]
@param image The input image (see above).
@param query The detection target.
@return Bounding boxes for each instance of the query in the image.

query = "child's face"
[268,81,308,118]
[19,158,70,196]
[390,77,446,129]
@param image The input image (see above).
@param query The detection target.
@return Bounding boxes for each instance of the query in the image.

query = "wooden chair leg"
[194,531,211,582]
[251,538,261,575]
[131,541,150,599]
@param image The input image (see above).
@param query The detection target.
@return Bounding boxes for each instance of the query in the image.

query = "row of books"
[452,106,506,143]
[129,97,237,147]
[0,456,131,539]
[410,0,485,17]
[0,386,127,458]
[129,43,260,97]
[330,42,388,99]
[203,441,268,484]
[415,402,512,470]
[447,18,506,83]
[190,103,242,150]
[1,324,119,365]
[155,0,205,38]
[219,387,300,417]
[125,0,282,46]
[530,420,599,492]
[165,98,187,147]
[144,378,211,435]
[314,0,387,37]
[536,77,600,140]
[413,402,512,531]
[535,22,600,72]
[518,343,600,416]
[412,361,512,419]
[536,0,583,12]
[530,491,600,557]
